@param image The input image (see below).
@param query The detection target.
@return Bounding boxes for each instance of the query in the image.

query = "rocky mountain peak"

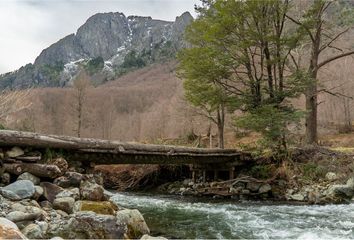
[1,11,193,89]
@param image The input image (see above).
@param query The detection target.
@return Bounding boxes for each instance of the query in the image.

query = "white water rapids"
[111,192,354,239]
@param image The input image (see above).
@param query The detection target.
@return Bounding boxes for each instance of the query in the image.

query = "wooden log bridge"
[0,130,254,181]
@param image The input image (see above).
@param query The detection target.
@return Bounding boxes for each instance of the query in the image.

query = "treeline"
[178,0,354,155]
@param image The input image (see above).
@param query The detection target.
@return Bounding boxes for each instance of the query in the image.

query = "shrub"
[248,165,273,179]
[301,162,327,181]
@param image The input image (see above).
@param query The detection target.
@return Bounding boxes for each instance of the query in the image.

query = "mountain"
[0,11,193,89]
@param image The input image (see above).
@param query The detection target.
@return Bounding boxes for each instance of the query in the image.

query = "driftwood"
[4,163,62,178]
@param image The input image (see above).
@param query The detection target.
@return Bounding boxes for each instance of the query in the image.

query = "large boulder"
[73,201,118,215]
[116,209,150,239]
[1,180,35,200]
[40,182,64,203]
[53,197,75,214]
[47,211,126,239]
[17,172,40,185]
[80,180,106,201]
[0,217,26,239]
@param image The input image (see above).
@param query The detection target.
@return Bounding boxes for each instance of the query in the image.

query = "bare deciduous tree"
[73,70,91,138]
[0,89,32,126]
[287,0,354,144]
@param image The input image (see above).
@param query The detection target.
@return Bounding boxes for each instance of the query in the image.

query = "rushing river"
[111,192,354,239]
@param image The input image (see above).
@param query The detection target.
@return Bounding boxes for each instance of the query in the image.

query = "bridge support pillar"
[229,167,235,180]
[214,170,218,181]
[192,170,196,183]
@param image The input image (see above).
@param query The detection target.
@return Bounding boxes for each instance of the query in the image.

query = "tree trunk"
[305,80,318,144]
[305,14,321,145]
[217,104,225,149]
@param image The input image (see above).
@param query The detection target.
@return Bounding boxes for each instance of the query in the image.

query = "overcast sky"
[0,0,199,74]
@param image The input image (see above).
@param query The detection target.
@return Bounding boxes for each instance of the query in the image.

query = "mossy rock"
[74,201,118,215]
[116,209,150,239]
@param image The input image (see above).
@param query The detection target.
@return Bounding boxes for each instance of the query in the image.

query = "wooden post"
[229,167,235,180]
[202,170,206,183]
[213,170,218,181]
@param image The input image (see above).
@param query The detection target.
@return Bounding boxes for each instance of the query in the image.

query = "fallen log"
[4,163,62,178]
[0,130,248,155]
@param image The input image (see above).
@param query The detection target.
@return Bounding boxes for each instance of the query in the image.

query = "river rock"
[56,188,80,200]
[0,217,19,230]
[50,237,64,240]
[17,172,40,185]
[0,217,26,239]
[246,182,262,192]
[325,172,337,181]
[37,221,49,234]
[22,223,44,239]
[48,157,68,174]
[11,203,27,212]
[33,186,44,200]
[1,172,11,185]
[40,201,53,209]
[73,201,118,215]
[54,172,84,188]
[258,184,272,194]
[116,209,150,239]
[47,211,126,239]
[140,234,167,240]
[289,193,305,201]
[0,189,22,200]
[103,189,114,199]
[40,182,64,203]
[1,180,35,200]
[80,180,106,201]
[325,177,354,201]
[6,147,24,158]
[53,197,75,214]
[141,234,168,240]
[7,210,42,223]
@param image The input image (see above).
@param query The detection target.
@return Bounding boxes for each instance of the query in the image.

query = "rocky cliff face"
[0,11,193,89]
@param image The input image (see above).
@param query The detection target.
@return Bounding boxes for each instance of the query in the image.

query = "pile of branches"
[95,164,189,191]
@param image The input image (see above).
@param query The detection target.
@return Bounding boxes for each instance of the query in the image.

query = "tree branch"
[318,88,353,99]
[319,28,350,53]
[285,14,315,43]
[318,51,354,69]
